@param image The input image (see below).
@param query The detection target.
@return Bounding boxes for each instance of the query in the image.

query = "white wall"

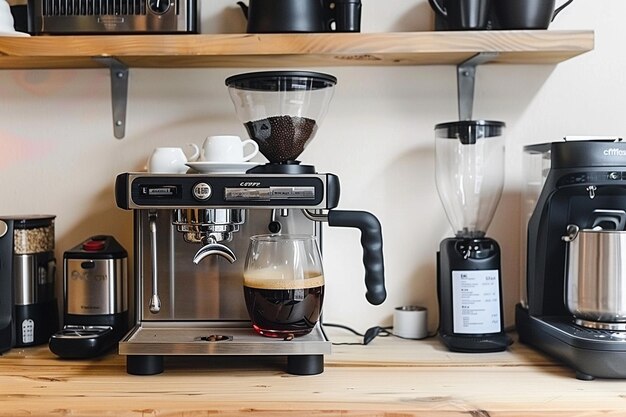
[0,0,622,333]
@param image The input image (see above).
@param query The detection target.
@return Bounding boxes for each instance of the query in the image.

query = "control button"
[609,172,620,180]
[0,220,6,238]
[270,186,316,199]
[83,240,105,252]
[225,188,271,201]
[21,319,34,344]
[193,182,212,201]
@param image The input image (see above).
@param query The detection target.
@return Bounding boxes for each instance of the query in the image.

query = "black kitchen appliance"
[517,138,626,380]
[237,0,361,33]
[435,121,509,353]
[114,71,386,375]
[28,0,198,34]
[0,215,58,350]
[49,235,128,359]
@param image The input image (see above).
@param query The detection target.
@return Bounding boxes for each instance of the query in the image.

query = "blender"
[434,120,509,352]
[225,70,336,174]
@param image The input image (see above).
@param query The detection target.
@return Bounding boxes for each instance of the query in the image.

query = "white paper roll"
[393,306,428,339]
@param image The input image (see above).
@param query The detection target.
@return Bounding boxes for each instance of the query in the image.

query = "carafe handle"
[327,210,386,305]
[552,0,574,21]
[428,0,448,18]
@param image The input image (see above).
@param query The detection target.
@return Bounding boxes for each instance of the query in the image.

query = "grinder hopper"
[226,71,337,174]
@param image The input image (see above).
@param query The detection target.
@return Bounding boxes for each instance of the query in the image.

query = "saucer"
[0,31,30,37]
[186,161,260,174]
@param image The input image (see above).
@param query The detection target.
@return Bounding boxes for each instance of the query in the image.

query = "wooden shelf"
[0,30,594,70]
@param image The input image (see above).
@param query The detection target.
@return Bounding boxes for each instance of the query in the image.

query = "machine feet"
[287,354,324,375]
[575,370,595,381]
[127,355,164,375]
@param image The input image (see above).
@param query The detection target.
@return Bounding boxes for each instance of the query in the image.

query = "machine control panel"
[119,173,340,209]
[558,171,626,186]
[225,186,315,201]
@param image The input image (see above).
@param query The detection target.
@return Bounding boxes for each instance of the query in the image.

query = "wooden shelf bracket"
[93,57,129,139]
[457,52,499,121]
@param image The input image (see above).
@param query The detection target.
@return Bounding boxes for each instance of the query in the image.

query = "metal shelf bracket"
[93,57,129,139]
[457,52,499,121]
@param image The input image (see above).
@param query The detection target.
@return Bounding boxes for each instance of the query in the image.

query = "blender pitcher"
[434,120,509,353]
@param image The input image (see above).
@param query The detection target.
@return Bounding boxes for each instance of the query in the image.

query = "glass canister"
[435,120,506,238]
[13,215,55,255]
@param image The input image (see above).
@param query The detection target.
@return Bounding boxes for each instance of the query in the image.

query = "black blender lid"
[0,215,55,229]
[225,71,337,91]
[435,120,505,145]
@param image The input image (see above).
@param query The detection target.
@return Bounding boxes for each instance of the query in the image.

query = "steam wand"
[148,211,161,314]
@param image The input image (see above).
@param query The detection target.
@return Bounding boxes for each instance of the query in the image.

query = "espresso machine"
[517,138,626,380]
[115,71,386,375]
[435,121,509,353]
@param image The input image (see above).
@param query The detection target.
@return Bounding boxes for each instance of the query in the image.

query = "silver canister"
[564,224,626,325]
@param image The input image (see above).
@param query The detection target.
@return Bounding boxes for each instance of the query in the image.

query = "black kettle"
[237,0,361,33]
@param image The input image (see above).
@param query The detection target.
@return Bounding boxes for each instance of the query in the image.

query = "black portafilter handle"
[327,210,386,305]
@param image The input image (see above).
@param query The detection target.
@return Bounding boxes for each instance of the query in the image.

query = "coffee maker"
[115,71,386,375]
[49,235,128,359]
[0,215,58,350]
[435,121,509,353]
[517,138,626,380]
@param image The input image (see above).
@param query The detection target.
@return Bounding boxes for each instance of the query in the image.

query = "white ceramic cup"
[200,135,259,162]
[148,144,199,173]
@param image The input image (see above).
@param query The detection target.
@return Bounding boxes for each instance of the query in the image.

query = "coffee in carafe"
[243,234,324,337]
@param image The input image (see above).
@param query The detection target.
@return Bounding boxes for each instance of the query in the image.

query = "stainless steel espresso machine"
[517,138,626,380]
[115,71,386,375]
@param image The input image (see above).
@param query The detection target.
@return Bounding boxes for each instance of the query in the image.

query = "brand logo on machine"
[240,182,261,187]
[80,305,100,310]
[71,270,108,282]
[604,148,626,157]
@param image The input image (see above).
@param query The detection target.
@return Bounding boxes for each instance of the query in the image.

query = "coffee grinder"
[435,120,509,352]
[115,71,386,375]
[517,138,626,380]
[0,216,58,351]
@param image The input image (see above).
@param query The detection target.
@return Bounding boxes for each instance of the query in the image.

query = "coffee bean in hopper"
[245,116,318,163]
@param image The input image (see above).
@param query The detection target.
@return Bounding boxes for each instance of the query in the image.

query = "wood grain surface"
[1,332,625,416]
[0,31,594,69]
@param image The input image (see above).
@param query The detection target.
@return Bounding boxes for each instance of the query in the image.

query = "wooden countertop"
[1,330,625,416]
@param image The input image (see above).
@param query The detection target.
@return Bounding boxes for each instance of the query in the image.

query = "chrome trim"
[575,319,626,332]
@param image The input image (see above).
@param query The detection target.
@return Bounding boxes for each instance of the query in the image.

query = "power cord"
[321,322,437,345]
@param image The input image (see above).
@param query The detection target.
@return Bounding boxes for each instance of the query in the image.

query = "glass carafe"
[435,120,505,238]
[243,234,325,337]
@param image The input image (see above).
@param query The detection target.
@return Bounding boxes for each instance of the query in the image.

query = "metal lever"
[148,212,161,314]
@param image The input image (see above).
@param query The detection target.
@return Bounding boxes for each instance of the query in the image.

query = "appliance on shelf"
[114,71,386,375]
[28,0,198,34]
[517,138,626,380]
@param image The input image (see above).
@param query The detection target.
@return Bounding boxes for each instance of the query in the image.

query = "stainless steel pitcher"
[563,224,626,323]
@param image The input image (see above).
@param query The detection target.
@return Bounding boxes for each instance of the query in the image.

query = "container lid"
[435,120,505,145]
[225,71,337,92]
[0,215,55,229]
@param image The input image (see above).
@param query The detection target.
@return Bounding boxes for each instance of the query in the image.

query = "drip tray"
[119,322,331,356]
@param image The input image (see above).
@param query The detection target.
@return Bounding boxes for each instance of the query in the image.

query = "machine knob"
[192,183,212,201]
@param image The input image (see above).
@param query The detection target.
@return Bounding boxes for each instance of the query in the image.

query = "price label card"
[452,270,501,334]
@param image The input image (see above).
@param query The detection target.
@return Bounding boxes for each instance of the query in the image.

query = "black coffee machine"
[517,139,626,380]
